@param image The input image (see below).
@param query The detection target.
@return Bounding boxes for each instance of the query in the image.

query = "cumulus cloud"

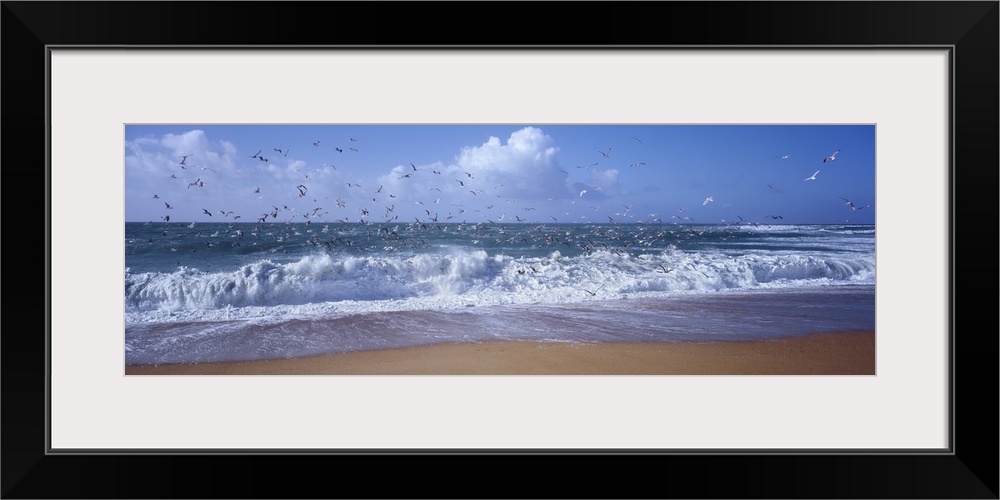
[377,127,570,208]
[456,127,564,196]
[125,129,270,221]
[126,129,243,182]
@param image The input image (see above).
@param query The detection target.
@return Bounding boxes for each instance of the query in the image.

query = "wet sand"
[125,330,875,375]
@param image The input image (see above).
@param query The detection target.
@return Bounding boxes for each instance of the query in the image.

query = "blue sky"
[125,124,875,225]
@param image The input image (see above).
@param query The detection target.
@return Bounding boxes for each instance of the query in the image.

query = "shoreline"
[125,330,875,375]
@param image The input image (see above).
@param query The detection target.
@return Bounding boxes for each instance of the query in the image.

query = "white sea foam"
[125,247,875,324]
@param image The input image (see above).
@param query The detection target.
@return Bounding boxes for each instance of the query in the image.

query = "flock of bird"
[143,137,870,263]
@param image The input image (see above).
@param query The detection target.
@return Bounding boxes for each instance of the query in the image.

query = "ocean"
[124,221,875,365]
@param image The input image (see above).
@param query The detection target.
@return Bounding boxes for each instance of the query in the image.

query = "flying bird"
[202,209,212,216]
[840,198,871,212]
[164,202,173,209]
[804,170,820,181]
[823,150,840,163]
[598,147,611,158]
[703,196,714,206]
[188,178,203,188]
[296,185,308,197]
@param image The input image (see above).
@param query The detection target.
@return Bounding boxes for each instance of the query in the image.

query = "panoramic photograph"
[124,124,875,375]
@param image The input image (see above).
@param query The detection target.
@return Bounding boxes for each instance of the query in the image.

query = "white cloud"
[455,127,563,197]
[371,127,572,215]
[160,129,210,156]
[126,129,243,183]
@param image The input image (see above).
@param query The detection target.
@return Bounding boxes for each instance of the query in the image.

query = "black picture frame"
[4,2,997,498]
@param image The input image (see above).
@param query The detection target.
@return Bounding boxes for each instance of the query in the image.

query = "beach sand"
[125,330,875,375]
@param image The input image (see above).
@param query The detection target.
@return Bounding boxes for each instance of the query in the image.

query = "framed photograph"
[120,121,878,378]
[6,2,996,498]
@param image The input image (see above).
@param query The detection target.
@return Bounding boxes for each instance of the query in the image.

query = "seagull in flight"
[804,170,820,181]
[777,154,790,160]
[703,196,714,206]
[840,197,871,212]
[598,147,611,158]
[823,150,840,163]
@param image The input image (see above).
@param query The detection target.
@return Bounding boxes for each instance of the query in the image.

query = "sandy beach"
[125,330,874,375]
